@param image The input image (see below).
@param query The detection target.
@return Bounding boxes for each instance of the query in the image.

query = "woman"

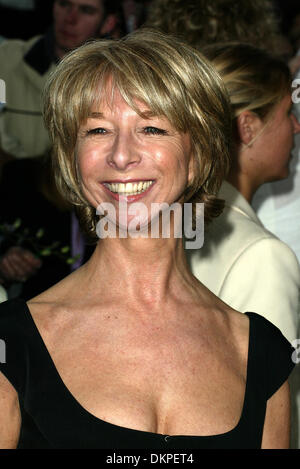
[0,30,295,449]
[188,42,300,345]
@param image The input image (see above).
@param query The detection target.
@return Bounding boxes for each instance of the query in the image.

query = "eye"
[87,128,107,135]
[80,6,98,15]
[143,126,168,135]
[57,0,69,7]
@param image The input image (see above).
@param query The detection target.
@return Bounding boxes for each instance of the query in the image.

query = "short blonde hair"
[43,29,232,239]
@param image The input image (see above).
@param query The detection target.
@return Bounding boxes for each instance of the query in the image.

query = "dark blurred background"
[0,0,151,40]
[0,1,300,54]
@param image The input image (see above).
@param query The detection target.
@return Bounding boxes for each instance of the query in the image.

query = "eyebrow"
[139,110,160,118]
[87,110,161,119]
[88,112,104,119]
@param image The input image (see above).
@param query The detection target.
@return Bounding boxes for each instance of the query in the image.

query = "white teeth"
[104,180,154,195]
[126,182,133,192]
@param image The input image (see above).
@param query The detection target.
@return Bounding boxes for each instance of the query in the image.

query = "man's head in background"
[53,0,124,59]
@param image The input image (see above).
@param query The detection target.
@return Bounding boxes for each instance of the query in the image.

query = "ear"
[237,111,262,147]
[187,153,195,186]
[100,14,118,37]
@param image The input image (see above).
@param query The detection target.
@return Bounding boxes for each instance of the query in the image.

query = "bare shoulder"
[211,303,251,364]
[201,287,250,346]
[26,272,81,342]
[226,306,250,347]
[228,307,250,338]
[192,280,251,354]
[25,265,102,351]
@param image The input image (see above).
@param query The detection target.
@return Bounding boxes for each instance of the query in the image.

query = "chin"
[270,169,290,183]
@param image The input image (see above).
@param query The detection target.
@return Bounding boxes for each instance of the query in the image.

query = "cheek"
[75,147,97,191]
[279,125,293,155]
[156,139,192,172]
[76,141,102,175]
[75,142,86,175]
[79,17,102,36]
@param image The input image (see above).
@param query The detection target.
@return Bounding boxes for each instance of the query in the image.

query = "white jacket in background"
[187,181,300,344]
[0,285,7,303]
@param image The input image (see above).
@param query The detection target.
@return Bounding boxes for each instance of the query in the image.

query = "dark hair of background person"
[0,0,128,40]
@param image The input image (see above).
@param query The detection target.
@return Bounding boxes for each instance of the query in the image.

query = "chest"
[41,320,248,437]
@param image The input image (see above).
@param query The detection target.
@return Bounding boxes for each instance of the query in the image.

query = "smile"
[103,180,154,196]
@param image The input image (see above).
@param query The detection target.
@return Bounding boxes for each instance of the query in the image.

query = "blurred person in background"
[187,42,300,346]
[252,2,300,266]
[0,154,95,301]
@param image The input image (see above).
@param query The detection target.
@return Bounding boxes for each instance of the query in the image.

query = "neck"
[54,44,69,61]
[81,234,197,307]
[226,173,258,204]
[226,147,263,203]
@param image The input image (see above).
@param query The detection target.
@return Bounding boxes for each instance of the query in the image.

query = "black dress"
[0,298,296,449]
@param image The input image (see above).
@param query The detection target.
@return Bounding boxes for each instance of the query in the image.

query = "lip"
[59,30,77,39]
[101,179,156,203]
[103,179,154,183]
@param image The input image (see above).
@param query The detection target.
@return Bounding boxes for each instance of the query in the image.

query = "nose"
[291,113,300,134]
[65,5,79,24]
[108,133,141,170]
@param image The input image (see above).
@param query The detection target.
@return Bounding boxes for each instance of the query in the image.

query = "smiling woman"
[0,30,296,449]
[44,28,232,238]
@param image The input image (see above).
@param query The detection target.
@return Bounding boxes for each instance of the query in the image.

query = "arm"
[0,371,21,449]
[220,238,300,343]
[261,380,291,449]
[0,246,42,283]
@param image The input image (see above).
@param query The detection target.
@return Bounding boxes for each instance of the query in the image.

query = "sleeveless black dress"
[0,298,296,449]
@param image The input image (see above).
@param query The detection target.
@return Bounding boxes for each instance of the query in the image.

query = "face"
[254,94,300,183]
[53,0,104,57]
[75,88,194,232]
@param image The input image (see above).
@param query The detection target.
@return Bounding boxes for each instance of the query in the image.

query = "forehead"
[89,82,160,119]
[75,71,186,132]
[55,0,103,8]
[89,100,163,126]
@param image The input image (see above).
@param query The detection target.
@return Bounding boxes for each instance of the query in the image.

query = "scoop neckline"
[21,299,253,440]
